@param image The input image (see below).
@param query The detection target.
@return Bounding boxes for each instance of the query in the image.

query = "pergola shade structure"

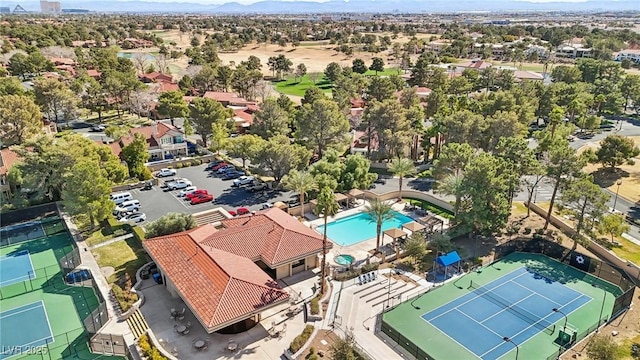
[419,215,444,233]
[402,221,426,233]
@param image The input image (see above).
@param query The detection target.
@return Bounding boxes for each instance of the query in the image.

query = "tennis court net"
[469,280,556,335]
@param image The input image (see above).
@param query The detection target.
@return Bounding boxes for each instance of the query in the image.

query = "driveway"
[128,163,299,223]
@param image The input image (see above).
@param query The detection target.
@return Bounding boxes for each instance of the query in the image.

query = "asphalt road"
[124,163,300,224]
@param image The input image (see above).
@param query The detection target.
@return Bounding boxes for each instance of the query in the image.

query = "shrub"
[131,226,145,244]
[333,270,360,281]
[182,162,191,167]
[175,163,183,169]
[289,325,314,353]
[523,227,532,234]
[360,263,379,274]
[138,334,168,359]
[138,334,152,355]
[111,283,138,312]
[310,296,320,315]
[192,159,202,165]
[535,228,544,235]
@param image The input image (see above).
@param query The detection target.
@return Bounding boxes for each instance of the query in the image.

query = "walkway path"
[58,207,139,359]
[89,233,134,250]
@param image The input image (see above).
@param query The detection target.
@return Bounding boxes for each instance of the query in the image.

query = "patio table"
[176,325,187,334]
[227,342,238,351]
[194,340,206,349]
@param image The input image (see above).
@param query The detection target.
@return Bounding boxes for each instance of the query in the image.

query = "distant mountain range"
[7,0,640,14]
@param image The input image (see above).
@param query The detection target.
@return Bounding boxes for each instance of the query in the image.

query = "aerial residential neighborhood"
[1,2,640,360]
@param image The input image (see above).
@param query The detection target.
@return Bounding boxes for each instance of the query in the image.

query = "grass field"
[382,252,618,360]
[0,221,123,360]
[273,74,333,97]
[92,237,149,284]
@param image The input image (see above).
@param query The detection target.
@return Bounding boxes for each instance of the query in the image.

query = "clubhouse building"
[143,208,329,333]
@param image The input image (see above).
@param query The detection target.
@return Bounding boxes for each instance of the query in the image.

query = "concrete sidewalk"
[60,210,137,356]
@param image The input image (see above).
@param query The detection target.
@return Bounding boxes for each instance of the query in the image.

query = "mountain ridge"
[6,0,640,13]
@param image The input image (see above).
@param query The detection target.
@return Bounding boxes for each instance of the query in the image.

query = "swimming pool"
[317,211,414,246]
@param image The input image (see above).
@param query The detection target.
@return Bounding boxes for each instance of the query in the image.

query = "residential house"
[203,92,256,107]
[143,207,329,333]
[556,42,592,59]
[105,122,188,162]
[350,129,378,156]
[614,49,640,65]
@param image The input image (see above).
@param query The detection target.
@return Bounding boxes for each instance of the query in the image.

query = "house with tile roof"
[104,122,187,161]
[143,207,329,333]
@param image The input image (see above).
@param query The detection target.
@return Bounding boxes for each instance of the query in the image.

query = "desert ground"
[580,136,640,203]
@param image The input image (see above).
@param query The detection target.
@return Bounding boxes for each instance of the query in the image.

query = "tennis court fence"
[468,280,556,335]
[495,238,636,319]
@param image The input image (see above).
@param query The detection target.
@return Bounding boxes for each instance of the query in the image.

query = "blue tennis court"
[0,250,35,287]
[422,267,592,359]
[0,301,53,359]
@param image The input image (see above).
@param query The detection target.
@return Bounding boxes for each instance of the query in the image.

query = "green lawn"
[273,67,402,97]
[611,236,640,266]
[91,237,149,283]
[363,67,402,76]
[273,74,333,97]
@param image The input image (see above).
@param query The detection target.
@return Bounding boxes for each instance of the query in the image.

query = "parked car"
[232,176,255,187]
[90,125,105,132]
[113,200,141,215]
[261,202,273,210]
[185,189,209,200]
[118,212,147,223]
[165,179,192,190]
[177,186,198,197]
[205,160,224,170]
[212,162,230,171]
[216,165,235,174]
[236,207,250,215]
[156,168,177,177]
[228,210,237,216]
[191,193,214,204]
[248,182,268,192]
[222,171,245,180]
[65,269,92,283]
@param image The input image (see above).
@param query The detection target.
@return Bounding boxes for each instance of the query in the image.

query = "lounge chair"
[358,275,364,285]
[371,272,377,281]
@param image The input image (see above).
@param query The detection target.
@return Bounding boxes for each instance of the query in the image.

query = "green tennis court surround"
[0,216,123,360]
[382,253,621,360]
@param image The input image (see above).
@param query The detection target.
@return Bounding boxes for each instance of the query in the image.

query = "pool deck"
[304,201,450,267]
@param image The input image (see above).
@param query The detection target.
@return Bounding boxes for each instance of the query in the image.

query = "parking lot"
[123,163,299,223]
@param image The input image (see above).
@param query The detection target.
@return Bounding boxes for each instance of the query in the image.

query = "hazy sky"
[52,0,615,3]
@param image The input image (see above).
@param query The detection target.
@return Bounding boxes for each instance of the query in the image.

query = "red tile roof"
[199,208,328,267]
[203,91,239,102]
[144,234,288,332]
[0,147,20,175]
[157,82,180,93]
[233,109,253,125]
[86,69,101,78]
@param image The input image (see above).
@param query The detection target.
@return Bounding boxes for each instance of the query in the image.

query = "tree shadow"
[589,167,630,188]
[407,178,435,192]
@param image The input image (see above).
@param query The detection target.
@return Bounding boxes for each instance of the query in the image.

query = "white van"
[113,200,141,215]
[110,192,133,205]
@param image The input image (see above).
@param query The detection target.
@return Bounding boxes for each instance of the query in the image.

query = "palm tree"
[316,186,339,295]
[388,157,417,201]
[363,199,396,257]
[281,170,316,220]
[436,173,465,218]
